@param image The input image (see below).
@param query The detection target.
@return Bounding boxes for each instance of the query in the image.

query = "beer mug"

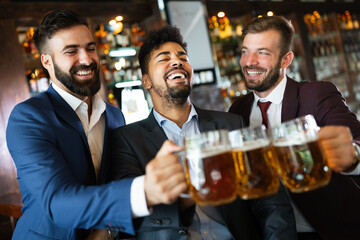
[229,126,280,200]
[181,130,237,206]
[270,115,331,193]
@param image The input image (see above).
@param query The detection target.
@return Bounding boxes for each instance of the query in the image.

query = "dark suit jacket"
[109,106,296,240]
[229,77,360,240]
[6,84,134,240]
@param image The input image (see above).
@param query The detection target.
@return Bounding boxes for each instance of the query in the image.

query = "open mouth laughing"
[165,69,189,83]
[243,67,266,78]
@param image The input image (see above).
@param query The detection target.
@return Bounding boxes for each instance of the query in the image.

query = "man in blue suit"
[6,10,187,239]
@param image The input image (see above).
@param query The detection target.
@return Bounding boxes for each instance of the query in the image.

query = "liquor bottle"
[95,24,109,50]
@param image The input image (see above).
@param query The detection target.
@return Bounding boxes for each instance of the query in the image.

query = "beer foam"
[187,146,231,159]
[232,139,269,152]
[273,135,317,147]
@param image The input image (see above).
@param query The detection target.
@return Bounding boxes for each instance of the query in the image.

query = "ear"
[281,51,294,69]
[41,54,53,71]
[142,74,152,90]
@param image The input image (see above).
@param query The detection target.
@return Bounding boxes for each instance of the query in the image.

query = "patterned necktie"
[257,101,272,128]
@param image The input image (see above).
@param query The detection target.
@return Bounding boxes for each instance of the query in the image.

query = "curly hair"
[138,25,187,75]
[33,9,88,54]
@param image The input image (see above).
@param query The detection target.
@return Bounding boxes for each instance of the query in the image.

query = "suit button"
[151,219,162,225]
[162,218,171,225]
[178,229,187,236]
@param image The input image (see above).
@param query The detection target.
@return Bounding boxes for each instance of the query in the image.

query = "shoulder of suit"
[298,79,337,92]
[199,108,243,121]
[113,116,150,132]
[14,91,52,112]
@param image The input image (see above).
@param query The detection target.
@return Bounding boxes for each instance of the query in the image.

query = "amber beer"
[184,149,237,206]
[232,140,279,200]
[273,139,331,193]
[183,130,237,206]
[270,115,331,193]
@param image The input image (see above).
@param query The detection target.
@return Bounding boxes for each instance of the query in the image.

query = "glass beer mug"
[229,126,280,200]
[270,115,331,193]
[181,130,237,206]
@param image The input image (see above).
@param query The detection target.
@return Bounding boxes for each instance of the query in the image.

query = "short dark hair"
[242,16,294,57]
[33,9,89,54]
[138,25,187,75]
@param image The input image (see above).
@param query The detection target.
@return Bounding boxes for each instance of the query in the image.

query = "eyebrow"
[61,41,97,52]
[155,51,188,58]
[242,46,271,52]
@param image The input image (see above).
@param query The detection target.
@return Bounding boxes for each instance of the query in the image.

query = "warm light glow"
[115,80,142,88]
[109,48,137,57]
[115,16,123,21]
[113,22,123,35]
[115,62,122,71]
[258,15,263,18]
[108,93,114,99]
[119,58,126,68]
[109,20,116,25]
[267,11,274,17]
[217,11,225,18]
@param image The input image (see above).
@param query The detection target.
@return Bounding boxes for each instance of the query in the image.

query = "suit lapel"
[46,85,89,148]
[46,85,94,180]
[240,94,254,127]
[143,110,168,150]
[196,107,217,132]
[281,78,300,122]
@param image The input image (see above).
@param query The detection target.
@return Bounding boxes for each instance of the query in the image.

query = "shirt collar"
[52,83,85,111]
[153,104,198,127]
[254,75,287,105]
[52,83,106,115]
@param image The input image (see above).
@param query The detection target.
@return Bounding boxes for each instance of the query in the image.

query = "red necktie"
[257,101,272,128]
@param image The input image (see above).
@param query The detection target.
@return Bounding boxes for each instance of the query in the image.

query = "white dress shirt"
[249,76,315,233]
[52,83,149,218]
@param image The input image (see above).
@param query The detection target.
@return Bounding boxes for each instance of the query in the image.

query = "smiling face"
[142,41,193,107]
[240,29,293,97]
[41,25,100,98]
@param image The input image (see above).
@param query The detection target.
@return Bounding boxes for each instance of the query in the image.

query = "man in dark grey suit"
[229,16,360,240]
[108,25,296,240]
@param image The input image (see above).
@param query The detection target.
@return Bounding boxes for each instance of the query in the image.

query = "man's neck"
[154,100,192,128]
[254,74,285,99]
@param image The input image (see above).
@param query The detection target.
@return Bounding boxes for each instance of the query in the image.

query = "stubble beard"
[54,61,101,97]
[153,81,191,106]
[243,59,282,93]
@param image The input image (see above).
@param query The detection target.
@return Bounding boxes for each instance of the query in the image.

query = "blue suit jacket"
[6,84,134,240]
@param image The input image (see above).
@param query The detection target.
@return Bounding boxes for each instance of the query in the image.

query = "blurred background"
[1,0,360,238]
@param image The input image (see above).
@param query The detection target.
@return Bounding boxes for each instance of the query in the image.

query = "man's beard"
[243,59,282,92]
[152,69,192,106]
[167,84,191,105]
[54,61,100,97]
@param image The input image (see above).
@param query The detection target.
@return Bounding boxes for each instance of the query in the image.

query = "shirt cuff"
[130,175,151,218]
[341,163,360,175]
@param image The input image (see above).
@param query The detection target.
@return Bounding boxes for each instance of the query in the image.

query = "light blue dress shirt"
[153,105,233,240]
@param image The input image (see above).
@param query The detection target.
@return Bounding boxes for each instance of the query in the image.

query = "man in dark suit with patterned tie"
[229,16,360,240]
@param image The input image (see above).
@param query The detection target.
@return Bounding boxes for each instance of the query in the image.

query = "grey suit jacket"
[109,106,296,240]
[229,77,360,240]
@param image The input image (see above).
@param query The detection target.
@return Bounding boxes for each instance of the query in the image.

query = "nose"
[78,49,92,66]
[242,53,258,66]
[171,56,183,67]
